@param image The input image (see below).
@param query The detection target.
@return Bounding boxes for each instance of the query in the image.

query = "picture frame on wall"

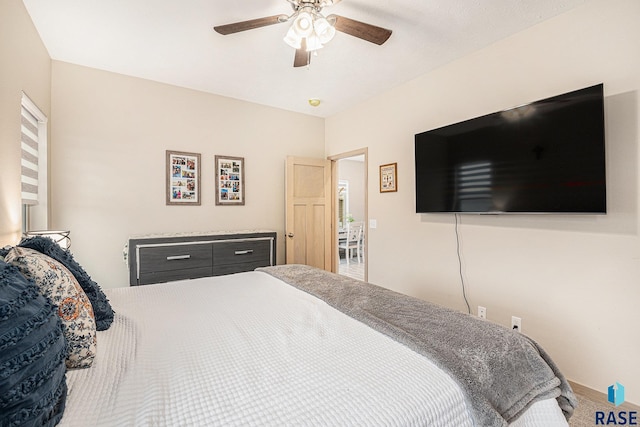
[215,155,245,206]
[166,150,201,205]
[379,162,397,193]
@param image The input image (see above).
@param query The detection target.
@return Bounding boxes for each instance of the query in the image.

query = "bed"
[1,243,576,427]
[60,265,576,427]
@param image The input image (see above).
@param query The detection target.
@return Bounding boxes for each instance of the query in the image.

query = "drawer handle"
[234,250,254,255]
[166,255,191,261]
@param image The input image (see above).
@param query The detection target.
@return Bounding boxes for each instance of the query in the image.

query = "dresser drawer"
[138,267,212,285]
[128,231,276,286]
[212,262,271,277]
[213,240,272,267]
[138,243,212,274]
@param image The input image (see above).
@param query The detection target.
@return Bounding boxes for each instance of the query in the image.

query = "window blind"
[21,105,39,205]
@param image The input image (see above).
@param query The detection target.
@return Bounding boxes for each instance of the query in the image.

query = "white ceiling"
[23,0,587,118]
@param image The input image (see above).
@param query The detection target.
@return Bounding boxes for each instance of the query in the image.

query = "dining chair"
[338,223,363,264]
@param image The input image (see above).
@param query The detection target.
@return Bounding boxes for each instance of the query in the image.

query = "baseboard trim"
[569,380,640,411]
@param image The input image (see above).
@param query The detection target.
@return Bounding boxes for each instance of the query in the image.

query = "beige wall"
[0,0,51,245]
[326,0,640,404]
[50,61,325,288]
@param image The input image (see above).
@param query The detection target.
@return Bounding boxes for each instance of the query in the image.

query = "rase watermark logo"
[610,383,626,407]
[595,382,638,425]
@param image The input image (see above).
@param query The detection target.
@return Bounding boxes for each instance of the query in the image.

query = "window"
[338,180,349,228]
[20,92,48,232]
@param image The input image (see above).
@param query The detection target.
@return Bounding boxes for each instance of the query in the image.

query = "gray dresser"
[127,231,277,286]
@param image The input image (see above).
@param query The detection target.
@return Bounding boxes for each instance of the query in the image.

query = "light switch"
[369,219,377,229]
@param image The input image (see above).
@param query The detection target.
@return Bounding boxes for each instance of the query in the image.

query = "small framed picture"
[166,150,201,205]
[380,162,397,193]
[215,155,245,205]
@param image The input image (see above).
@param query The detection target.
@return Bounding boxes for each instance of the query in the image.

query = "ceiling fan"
[213,0,392,68]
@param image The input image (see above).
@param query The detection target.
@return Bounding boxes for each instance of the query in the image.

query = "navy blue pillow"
[18,237,114,331]
[0,260,68,427]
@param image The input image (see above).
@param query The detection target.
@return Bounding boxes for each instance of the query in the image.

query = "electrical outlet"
[511,316,522,333]
[478,306,486,319]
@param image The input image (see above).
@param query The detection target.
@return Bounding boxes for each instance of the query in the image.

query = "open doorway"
[330,149,367,282]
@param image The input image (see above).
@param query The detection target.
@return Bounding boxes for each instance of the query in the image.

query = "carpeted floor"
[570,393,609,426]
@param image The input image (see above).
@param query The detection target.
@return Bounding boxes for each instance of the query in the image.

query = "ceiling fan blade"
[328,14,392,45]
[214,15,287,35]
[293,39,310,68]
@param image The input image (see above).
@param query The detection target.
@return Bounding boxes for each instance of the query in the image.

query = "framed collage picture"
[215,155,245,205]
[166,150,201,205]
[380,162,397,193]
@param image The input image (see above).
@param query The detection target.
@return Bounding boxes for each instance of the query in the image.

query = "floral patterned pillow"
[5,247,97,369]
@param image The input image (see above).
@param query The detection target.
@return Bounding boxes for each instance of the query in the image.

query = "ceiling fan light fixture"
[283,26,302,49]
[314,17,336,44]
[292,12,313,37]
[305,33,324,51]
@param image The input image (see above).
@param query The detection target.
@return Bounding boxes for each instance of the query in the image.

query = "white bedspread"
[59,271,567,426]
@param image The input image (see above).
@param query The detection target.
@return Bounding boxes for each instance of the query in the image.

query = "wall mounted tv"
[414,84,606,214]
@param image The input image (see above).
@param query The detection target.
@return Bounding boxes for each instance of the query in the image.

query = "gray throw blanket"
[257,264,577,426]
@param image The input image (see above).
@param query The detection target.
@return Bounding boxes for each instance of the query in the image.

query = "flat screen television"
[414,84,606,214]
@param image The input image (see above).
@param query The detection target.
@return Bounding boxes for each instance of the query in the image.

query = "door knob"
[287,233,294,238]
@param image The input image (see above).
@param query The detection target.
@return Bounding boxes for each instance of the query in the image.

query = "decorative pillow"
[5,247,97,369]
[0,260,68,426]
[19,236,114,331]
